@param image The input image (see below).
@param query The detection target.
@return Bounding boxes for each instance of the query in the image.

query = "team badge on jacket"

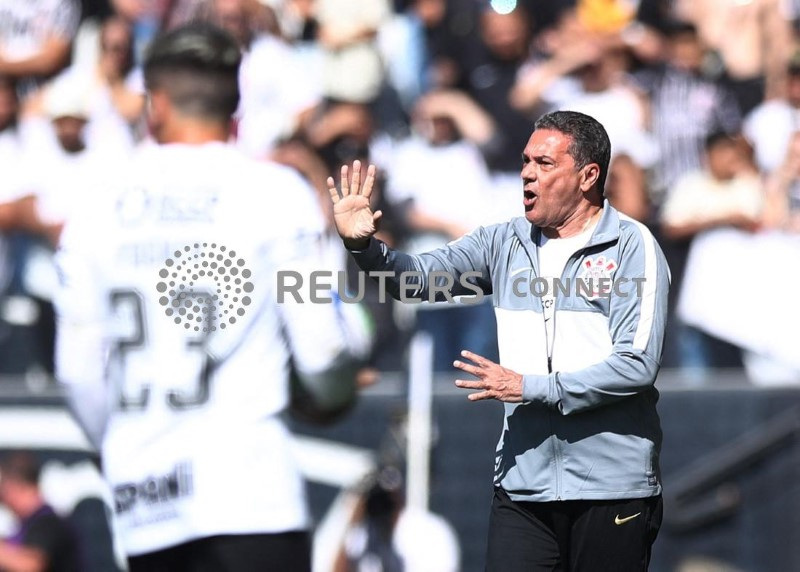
[578,256,618,300]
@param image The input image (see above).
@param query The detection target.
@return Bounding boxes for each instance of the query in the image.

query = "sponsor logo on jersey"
[114,461,194,515]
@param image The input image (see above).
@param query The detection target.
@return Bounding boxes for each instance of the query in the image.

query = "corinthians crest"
[578,256,618,300]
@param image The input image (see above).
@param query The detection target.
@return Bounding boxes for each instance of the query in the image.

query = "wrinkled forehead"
[524,128,573,158]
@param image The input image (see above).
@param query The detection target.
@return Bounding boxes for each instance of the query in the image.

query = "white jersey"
[54,141,367,556]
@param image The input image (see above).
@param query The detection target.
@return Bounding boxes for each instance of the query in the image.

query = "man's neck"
[158,119,230,145]
[542,203,603,239]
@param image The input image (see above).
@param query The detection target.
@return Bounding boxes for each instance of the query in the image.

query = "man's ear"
[146,90,170,133]
[580,163,601,193]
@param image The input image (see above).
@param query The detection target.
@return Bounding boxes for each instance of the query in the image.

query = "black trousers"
[127,531,311,572]
[486,488,663,572]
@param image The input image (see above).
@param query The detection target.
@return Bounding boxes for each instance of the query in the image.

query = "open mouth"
[523,190,536,209]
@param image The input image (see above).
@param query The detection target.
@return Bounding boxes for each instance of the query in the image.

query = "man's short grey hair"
[534,110,611,196]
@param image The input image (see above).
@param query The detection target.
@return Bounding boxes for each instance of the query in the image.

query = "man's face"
[669,33,703,72]
[53,116,87,153]
[480,9,529,61]
[521,129,588,228]
[706,141,741,181]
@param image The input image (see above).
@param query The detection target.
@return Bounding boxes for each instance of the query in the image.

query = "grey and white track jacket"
[350,202,670,502]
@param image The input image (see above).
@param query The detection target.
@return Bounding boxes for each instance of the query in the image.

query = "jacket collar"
[511,200,621,273]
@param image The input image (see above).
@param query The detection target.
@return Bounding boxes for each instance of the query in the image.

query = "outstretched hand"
[453,350,524,402]
[327,160,383,250]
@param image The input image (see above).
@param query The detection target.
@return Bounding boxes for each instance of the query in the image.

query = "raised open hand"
[327,160,383,250]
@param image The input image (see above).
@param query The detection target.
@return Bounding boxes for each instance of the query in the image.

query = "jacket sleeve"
[522,224,670,415]
[348,226,496,301]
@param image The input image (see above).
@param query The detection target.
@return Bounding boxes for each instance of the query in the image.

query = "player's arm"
[273,170,373,420]
[53,219,111,450]
[276,243,373,419]
[328,161,493,301]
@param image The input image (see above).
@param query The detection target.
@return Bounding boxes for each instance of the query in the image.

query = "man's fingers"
[362,164,377,199]
[373,210,383,232]
[350,160,361,196]
[327,176,340,204]
[460,350,489,367]
[467,391,494,401]
[453,359,481,377]
[340,165,350,196]
[454,379,484,390]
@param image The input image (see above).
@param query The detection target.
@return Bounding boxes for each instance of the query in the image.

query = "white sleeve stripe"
[619,214,658,351]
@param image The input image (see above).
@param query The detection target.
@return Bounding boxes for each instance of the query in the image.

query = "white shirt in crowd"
[236,34,321,158]
[743,100,800,174]
[660,170,764,227]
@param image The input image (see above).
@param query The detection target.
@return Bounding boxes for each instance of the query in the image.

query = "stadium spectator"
[634,21,742,211]
[744,54,800,176]
[383,89,499,371]
[316,0,391,104]
[764,131,800,232]
[334,466,460,572]
[26,16,144,154]
[0,76,29,295]
[0,0,81,100]
[661,132,762,377]
[460,5,534,176]
[208,0,321,158]
[110,0,205,61]
[0,451,81,572]
[660,133,762,243]
[328,110,669,571]
[673,0,792,113]
[54,23,372,571]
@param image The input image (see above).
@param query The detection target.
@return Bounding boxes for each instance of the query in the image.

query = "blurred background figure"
[674,0,792,113]
[634,21,742,213]
[209,0,321,159]
[744,54,800,177]
[316,0,390,105]
[0,451,81,572]
[0,0,81,101]
[56,15,142,151]
[661,132,764,380]
[384,89,498,371]
[334,465,460,572]
[109,0,204,61]
[764,131,800,232]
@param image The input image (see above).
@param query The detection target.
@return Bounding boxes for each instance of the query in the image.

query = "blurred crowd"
[2,0,800,385]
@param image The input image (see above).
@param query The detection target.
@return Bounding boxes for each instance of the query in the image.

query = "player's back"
[56,141,327,554]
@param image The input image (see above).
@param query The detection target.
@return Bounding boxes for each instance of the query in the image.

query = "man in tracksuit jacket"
[327,110,670,571]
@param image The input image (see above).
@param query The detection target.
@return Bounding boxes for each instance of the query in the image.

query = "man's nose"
[522,164,536,181]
